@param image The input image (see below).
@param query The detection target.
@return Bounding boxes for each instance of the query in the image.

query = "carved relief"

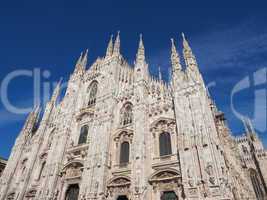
[107,177,131,198]
[205,163,216,185]
[61,162,83,179]
[6,192,15,200]
[149,169,181,195]
[25,189,37,198]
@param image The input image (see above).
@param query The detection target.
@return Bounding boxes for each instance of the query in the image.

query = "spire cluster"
[170,33,203,85]
[72,32,201,84]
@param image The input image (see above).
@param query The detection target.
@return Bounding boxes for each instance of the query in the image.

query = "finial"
[113,31,120,55]
[106,34,113,57]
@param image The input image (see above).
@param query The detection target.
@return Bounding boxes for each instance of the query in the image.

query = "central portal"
[117,195,129,200]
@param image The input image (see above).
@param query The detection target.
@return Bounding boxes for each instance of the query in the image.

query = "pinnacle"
[113,31,121,55]
[106,34,114,57]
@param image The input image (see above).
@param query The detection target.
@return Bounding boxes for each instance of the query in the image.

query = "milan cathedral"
[1,33,267,200]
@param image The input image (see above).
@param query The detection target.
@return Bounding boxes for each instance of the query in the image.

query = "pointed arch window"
[88,81,98,107]
[159,132,172,156]
[249,169,265,200]
[120,141,130,165]
[78,125,89,145]
[120,103,133,126]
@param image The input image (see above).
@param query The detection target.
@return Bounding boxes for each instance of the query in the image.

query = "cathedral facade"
[0,33,267,200]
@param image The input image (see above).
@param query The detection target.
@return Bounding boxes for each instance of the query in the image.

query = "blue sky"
[0,0,266,159]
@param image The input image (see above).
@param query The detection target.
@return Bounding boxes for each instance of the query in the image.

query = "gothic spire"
[74,51,86,74]
[105,34,113,58]
[50,79,62,104]
[136,34,145,63]
[134,34,148,81]
[170,38,182,71]
[81,49,88,67]
[22,106,41,133]
[182,33,197,68]
[182,33,204,85]
[113,31,120,56]
[182,32,192,54]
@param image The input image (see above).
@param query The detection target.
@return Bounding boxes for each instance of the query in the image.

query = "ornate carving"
[149,169,181,193]
[62,162,83,179]
[7,192,15,200]
[114,130,133,143]
[107,177,131,198]
[25,189,37,197]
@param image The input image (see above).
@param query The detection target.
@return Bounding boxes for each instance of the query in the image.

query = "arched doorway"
[117,195,128,200]
[65,184,79,200]
[161,191,178,200]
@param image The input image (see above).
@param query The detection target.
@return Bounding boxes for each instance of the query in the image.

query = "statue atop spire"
[170,38,182,71]
[113,31,120,56]
[105,34,113,58]
[136,34,145,63]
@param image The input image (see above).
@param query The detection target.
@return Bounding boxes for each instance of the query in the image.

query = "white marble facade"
[0,33,267,200]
